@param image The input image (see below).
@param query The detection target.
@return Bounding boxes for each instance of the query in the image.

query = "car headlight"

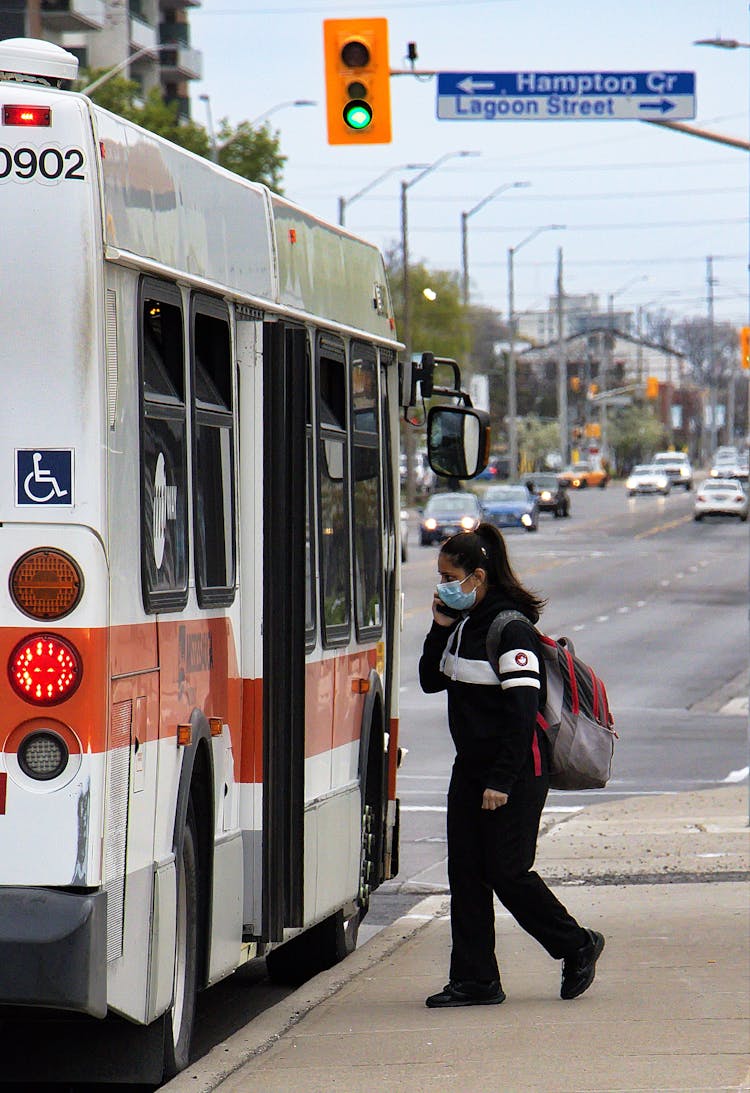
[521,513,532,527]
[626,478,635,489]
[460,516,476,530]
[540,490,552,501]
[424,518,437,530]
[709,468,719,477]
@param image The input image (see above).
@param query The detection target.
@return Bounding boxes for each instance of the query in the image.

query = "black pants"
[447,758,587,984]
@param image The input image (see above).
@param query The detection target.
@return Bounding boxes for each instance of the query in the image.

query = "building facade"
[0,0,201,118]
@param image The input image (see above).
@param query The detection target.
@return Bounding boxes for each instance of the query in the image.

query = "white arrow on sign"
[456,76,497,93]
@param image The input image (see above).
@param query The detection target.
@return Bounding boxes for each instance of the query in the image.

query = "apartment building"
[0,0,201,118]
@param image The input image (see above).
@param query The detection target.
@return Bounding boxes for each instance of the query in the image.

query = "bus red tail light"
[10,548,83,620]
[8,633,82,706]
[2,105,51,127]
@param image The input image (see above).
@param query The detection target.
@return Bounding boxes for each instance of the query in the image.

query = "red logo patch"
[515,652,528,666]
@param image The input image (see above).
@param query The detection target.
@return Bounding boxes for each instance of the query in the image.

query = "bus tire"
[162,805,199,1080]
[265,908,355,986]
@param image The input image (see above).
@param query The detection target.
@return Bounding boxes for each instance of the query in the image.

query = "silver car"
[625,464,671,496]
[694,479,748,522]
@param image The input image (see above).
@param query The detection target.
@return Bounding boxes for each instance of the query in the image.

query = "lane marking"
[634,513,693,539]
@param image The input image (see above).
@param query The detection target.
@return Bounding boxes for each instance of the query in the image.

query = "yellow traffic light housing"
[739,326,750,369]
[323,18,392,145]
[645,376,659,399]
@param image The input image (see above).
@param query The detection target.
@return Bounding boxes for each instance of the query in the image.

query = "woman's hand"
[431,592,457,626]
[482,788,508,810]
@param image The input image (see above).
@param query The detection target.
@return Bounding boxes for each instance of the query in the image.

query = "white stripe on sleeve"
[498,648,539,675]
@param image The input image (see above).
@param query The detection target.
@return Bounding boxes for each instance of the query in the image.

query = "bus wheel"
[265,909,354,986]
[162,806,199,1080]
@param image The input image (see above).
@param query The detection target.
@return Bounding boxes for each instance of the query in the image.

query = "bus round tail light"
[17,730,69,780]
[8,633,82,706]
[10,549,83,620]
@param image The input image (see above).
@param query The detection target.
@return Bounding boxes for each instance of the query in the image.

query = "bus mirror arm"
[400,353,472,411]
[401,351,435,410]
[430,385,473,407]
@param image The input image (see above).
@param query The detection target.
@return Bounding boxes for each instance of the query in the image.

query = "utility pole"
[556,247,568,466]
[707,256,718,457]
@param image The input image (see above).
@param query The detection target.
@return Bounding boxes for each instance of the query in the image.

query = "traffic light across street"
[323,18,392,145]
[739,325,750,369]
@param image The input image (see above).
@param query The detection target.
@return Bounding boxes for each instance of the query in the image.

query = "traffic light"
[645,376,659,399]
[569,376,581,392]
[739,326,750,369]
[323,18,392,145]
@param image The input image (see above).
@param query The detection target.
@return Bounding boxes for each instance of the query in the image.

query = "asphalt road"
[370,478,748,922]
[11,479,748,1086]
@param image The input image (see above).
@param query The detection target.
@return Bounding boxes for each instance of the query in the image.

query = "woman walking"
[419,522,604,1008]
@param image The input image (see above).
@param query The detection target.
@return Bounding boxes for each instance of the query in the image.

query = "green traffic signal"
[343,99,373,130]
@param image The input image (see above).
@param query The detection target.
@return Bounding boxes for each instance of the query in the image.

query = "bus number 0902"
[0,146,85,181]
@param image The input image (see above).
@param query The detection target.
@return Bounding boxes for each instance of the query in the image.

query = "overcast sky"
[191,0,749,328]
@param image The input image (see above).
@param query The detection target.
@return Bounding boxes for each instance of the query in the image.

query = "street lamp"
[199,93,218,163]
[249,99,316,127]
[694,37,750,49]
[600,274,648,459]
[461,181,530,306]
[401,150,480,504]
[80,43,173,95]
[606,274,649,385]
[635,291,681,383]
[694,33,750,454]
[338,163,428,227]
[507,225,564,477]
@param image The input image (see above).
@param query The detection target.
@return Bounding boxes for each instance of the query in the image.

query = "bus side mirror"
[426,405,491,479]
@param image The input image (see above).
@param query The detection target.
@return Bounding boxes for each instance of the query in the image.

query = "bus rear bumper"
[0,887,107,1017]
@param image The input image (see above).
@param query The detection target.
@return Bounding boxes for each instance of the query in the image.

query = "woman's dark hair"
[440,523,546,623]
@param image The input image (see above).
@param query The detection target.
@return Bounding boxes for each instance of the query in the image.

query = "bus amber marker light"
[2,104,51,126]
[8,633,82,706]
[10,548,83,620]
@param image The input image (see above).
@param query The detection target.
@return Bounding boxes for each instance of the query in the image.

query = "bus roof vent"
[0,38,79,87]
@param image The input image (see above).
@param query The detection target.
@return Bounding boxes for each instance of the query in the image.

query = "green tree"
[81,72,285,188]
[385,248,470,363]
[215,119,286,192]
[517,415,560,473]
[607,403,667,473]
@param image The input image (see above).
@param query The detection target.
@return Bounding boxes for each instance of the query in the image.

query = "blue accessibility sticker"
[16,449,74,506]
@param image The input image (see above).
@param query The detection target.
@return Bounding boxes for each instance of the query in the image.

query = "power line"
[352,216,748,234]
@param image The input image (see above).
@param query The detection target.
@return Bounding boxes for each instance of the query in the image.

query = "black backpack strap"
[485,609,535,680]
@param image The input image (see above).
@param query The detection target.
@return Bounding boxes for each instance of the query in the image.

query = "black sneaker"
[560,929,605,1000]
[425,980,506,1008]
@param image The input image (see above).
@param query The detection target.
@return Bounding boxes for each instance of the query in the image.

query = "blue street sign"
[437,71,696,121]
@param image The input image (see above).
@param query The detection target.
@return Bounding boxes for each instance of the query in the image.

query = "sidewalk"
[165,786,750,1093]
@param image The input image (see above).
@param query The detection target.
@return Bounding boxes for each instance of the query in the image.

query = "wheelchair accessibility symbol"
[16,449,74,507]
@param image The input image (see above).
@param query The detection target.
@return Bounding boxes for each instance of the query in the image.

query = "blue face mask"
[436,574,476,611]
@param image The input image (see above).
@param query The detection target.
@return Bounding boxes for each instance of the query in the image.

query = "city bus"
[0,37,487,1083]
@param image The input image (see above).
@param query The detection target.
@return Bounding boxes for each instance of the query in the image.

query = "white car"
[652,451,693,490]
[625,464,671,496]
[694,479,748,522]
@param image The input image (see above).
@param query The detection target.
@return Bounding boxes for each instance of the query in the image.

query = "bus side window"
[351,341,383,637]
[317,337,350,644]
[139,281,189,612]
[191,297,236,607]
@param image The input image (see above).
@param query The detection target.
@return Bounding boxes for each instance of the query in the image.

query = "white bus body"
[0,42,403,1081]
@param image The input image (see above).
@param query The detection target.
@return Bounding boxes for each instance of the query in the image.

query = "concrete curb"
[161,894,450,1093]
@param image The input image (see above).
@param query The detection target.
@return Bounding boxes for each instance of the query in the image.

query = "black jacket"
[419,588,547,795]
